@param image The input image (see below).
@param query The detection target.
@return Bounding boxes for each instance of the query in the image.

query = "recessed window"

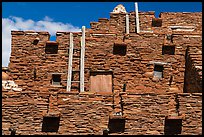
[153,64,164,78]
[162,46,175,55]
[52,74,61,85]
[152,18,162,27]
[45,42,58,54]
[164,119,182,135]
[113,43,127,56]
[42,116,60,132]
[108,119,125,133]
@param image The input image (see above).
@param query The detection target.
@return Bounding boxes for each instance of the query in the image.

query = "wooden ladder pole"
[80,26,85,92]
[66,32,74,92]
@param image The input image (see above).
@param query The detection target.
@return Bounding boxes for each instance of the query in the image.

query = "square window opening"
[152,18,162,27]
[113,45,127,56]
[164,119,182,135]
[42,116,60,132]
[153,64,164,78]
[162,46,175,55]
[52,74,61,85]
[108,119,125,133]
[45,44,58,54]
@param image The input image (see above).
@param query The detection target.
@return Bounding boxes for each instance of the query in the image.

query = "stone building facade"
[2,4,202,135]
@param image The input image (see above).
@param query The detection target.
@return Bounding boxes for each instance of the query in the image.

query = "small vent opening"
[42,116,60,132]
[108,118,125,133]
[162,46,175,55]
[45,42,58,54]
[113,44,127,56]
[153,64,164,78]
[164,118,182,135]
[52,74,61,85]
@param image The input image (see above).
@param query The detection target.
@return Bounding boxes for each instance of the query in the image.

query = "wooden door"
[90,72,112,92]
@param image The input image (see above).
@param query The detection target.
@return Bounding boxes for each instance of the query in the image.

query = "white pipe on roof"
[135,2,140,33]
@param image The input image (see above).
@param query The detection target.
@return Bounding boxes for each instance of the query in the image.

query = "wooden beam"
[80,26,85,92]
[126,13,129,34]
[135,2,140,33]
[66,32,74,92]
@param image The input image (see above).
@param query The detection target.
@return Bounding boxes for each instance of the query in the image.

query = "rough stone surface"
[2,5,202,135]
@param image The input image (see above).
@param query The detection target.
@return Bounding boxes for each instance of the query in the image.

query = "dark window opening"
[45,43,58,54]
[42,116,60,132]
[108,119,125,133]
[164,119,182,135]
[52,74,61,85]
[162,46,175,55]
[113,45,127,56]
[152,18,162,27]
[153,64,164,78]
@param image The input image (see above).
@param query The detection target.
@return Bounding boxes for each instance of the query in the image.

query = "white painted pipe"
[135,2,140,33]
[126,13,130,34]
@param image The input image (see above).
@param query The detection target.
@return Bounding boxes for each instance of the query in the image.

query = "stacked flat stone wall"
[184,46,202,93]
[117,92,202,135]
[2,89,201,135]
[57,92,113,135]
[9,12,202,94]
[2,89,113,135]
[2,89,49,135]
[9,31,70,93]
[3,10,202,135]
[178,93,202,135]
